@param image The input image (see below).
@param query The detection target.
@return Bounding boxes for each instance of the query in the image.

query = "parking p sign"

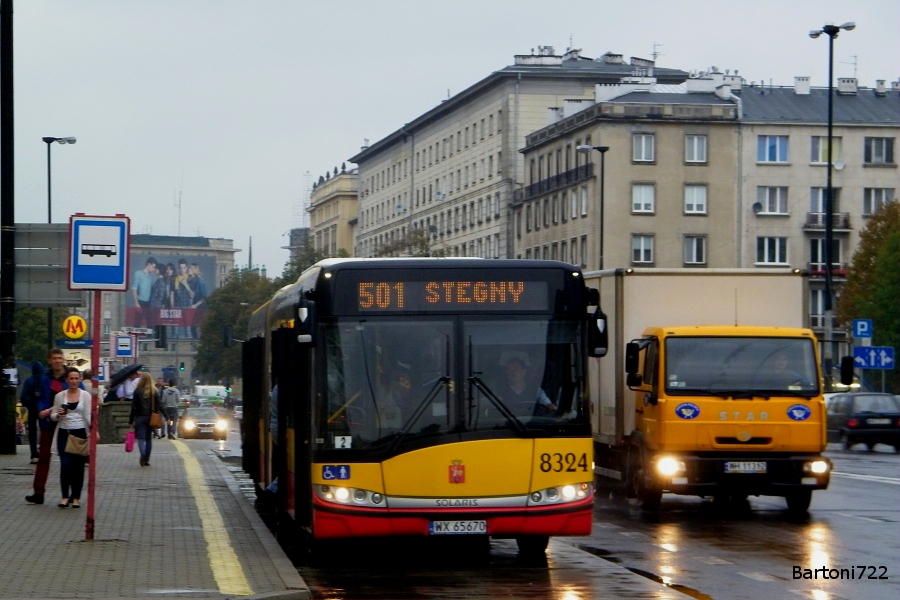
[852,319,873,338]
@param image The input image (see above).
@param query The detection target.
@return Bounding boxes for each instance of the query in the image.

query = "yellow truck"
[586,268,849,514]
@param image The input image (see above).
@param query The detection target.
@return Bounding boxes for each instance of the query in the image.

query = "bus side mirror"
[588,308,608,357]
[296,300,316,344]
[839,355,855,386]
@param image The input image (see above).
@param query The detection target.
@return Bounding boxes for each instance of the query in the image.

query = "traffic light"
[179,362,185,371]
[154,325,167,348]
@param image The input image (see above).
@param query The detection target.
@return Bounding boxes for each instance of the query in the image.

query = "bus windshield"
[319,316,586,451]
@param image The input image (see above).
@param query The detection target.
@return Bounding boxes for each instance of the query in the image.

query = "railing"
[512,164,593,204]
[804,212,851,230]
[807,262,847,278]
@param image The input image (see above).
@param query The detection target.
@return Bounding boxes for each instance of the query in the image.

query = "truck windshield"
[664,337,819,397]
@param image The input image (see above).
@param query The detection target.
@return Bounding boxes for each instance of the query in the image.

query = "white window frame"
[756,236,788,265]
[864,137,894,165]
[685,134,708,163]
[757,135,789,163]
[684,185,708,214]
[810,136,843,164]
[631,235,654,264]
[863,188,895,215]
[756,186,789,214]
[632,184,655,213]
[633,133,655,162]
[683,235,706,265]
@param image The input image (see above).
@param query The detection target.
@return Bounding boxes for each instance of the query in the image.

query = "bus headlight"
[316,485,386,508]
[528,482,591,506]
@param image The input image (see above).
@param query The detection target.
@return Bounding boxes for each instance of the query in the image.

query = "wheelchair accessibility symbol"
[322,465,351,480]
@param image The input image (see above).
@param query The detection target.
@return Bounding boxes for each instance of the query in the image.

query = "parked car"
[177,407,228,441]
[826,392,900,452]
[232,404,243,420]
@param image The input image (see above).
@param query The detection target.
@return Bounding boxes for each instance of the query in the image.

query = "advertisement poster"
[125,254,216,340]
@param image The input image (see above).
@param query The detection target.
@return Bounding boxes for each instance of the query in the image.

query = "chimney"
[837,77,858,95]
[794,76,811,95]
[875,80,887,96]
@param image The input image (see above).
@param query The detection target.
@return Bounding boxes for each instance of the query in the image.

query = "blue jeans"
[134,415,153,460]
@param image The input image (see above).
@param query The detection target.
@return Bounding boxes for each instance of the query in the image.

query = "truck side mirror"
[625,341,640,375]
[588,308,608,357]
[839,355,855,386]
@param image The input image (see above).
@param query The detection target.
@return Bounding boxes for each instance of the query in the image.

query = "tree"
[194,270,279,384]
[14,306,72,364]
[836,200,900,392]
[280,241,346,283]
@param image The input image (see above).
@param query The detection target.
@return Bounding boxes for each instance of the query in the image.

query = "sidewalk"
[0,438,309,600]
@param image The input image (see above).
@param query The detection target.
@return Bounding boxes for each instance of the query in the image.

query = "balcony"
[512,164,593,205]
[807,262,847,279]
[804,212,851,231]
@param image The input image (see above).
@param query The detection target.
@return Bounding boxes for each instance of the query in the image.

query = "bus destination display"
[356,279,549,312]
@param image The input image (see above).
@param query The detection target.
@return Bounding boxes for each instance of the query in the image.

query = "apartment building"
[308,165,359,257]
[347,47,688,259]
[517,71,899,342]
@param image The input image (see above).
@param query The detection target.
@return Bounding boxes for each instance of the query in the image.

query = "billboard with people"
[125,254,216,340]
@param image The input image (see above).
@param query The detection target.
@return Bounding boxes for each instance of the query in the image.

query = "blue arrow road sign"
[853,346,895,370]
[852,319,873,338]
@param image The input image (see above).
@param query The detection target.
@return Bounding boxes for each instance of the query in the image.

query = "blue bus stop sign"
[69,215,130,291]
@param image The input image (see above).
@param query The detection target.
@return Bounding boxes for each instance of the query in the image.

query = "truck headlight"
[656,456,686,477]
[805,460,829,474]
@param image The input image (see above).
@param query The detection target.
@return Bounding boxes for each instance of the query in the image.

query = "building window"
[863,188,895,215]
[685,134,707,163]
[811,136,843,164]
[632,184,655,213]
[864,137,895,164]
[683,235,706,265]
[580,186,588,216]
[809,288,826,328]
[810,187,841,212]
[633,133,655,162]
[632,235,654,264]
[757,186,788,214]
[756,237,788,265]
[809,237,841,273]
[684,185,707,214]
[525,204,532,232]
[757,135,789,163]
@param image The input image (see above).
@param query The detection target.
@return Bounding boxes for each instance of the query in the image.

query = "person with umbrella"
[108,363,143,402]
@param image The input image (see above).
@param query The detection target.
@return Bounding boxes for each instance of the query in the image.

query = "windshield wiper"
[468,376,529,435]
[387,376,451,454]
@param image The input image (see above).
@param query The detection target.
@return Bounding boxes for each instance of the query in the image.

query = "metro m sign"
[62,315,88,339]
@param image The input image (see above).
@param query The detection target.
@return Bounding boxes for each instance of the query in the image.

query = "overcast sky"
[11,0,899,275]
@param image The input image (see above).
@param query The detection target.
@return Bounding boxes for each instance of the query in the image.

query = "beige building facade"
[308,166,358,257]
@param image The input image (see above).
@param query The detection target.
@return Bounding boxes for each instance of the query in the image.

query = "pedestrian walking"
[50,368,94,508]
[160,379,180,439]
[26,348,79,505]
[19,361,47,464]
[129,372,161,466]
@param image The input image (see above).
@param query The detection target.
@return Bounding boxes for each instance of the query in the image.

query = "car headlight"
[183,419,196,431]
[215,419,228,431]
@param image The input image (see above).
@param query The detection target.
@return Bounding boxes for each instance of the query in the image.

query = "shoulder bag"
[149,392,163,429]
[65,433,90,456]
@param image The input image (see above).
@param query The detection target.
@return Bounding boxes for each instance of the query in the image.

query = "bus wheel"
[785,490,812,515]
[516,535,549,558]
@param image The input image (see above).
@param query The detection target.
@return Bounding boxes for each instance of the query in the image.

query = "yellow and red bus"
[242,258,607,559]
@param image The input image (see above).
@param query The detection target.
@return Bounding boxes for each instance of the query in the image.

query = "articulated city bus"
[242,258,606,559]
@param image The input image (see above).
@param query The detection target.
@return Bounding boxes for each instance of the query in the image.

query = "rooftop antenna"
[651,43,664,62]
[839,54,858,78]
[248,236,252,270]
[174,172,183,235]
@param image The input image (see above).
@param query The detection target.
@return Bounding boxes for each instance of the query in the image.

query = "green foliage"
[837,201,900,392]
[14,306,70,363]
[279,242,346,283]
[194,270,280,384]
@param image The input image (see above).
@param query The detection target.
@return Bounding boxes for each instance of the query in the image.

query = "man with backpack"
[160,379,181,439]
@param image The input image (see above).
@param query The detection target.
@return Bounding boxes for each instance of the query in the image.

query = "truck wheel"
[785,490,812,515]
[631,464,662,511]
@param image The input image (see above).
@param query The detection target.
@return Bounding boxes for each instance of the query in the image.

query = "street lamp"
[42,136,76,223]
[42,136,76,348]
[576,144,610,270]
[809,22,853,387]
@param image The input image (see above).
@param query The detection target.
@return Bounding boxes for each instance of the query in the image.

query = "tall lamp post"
[809,22,854,387]
[42,136,77,348]
[576,145,610,270]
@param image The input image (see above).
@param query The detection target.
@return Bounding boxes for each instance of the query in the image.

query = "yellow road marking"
[172,439,253,596]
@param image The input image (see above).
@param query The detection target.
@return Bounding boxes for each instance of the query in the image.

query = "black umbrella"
[109,363,144,388]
